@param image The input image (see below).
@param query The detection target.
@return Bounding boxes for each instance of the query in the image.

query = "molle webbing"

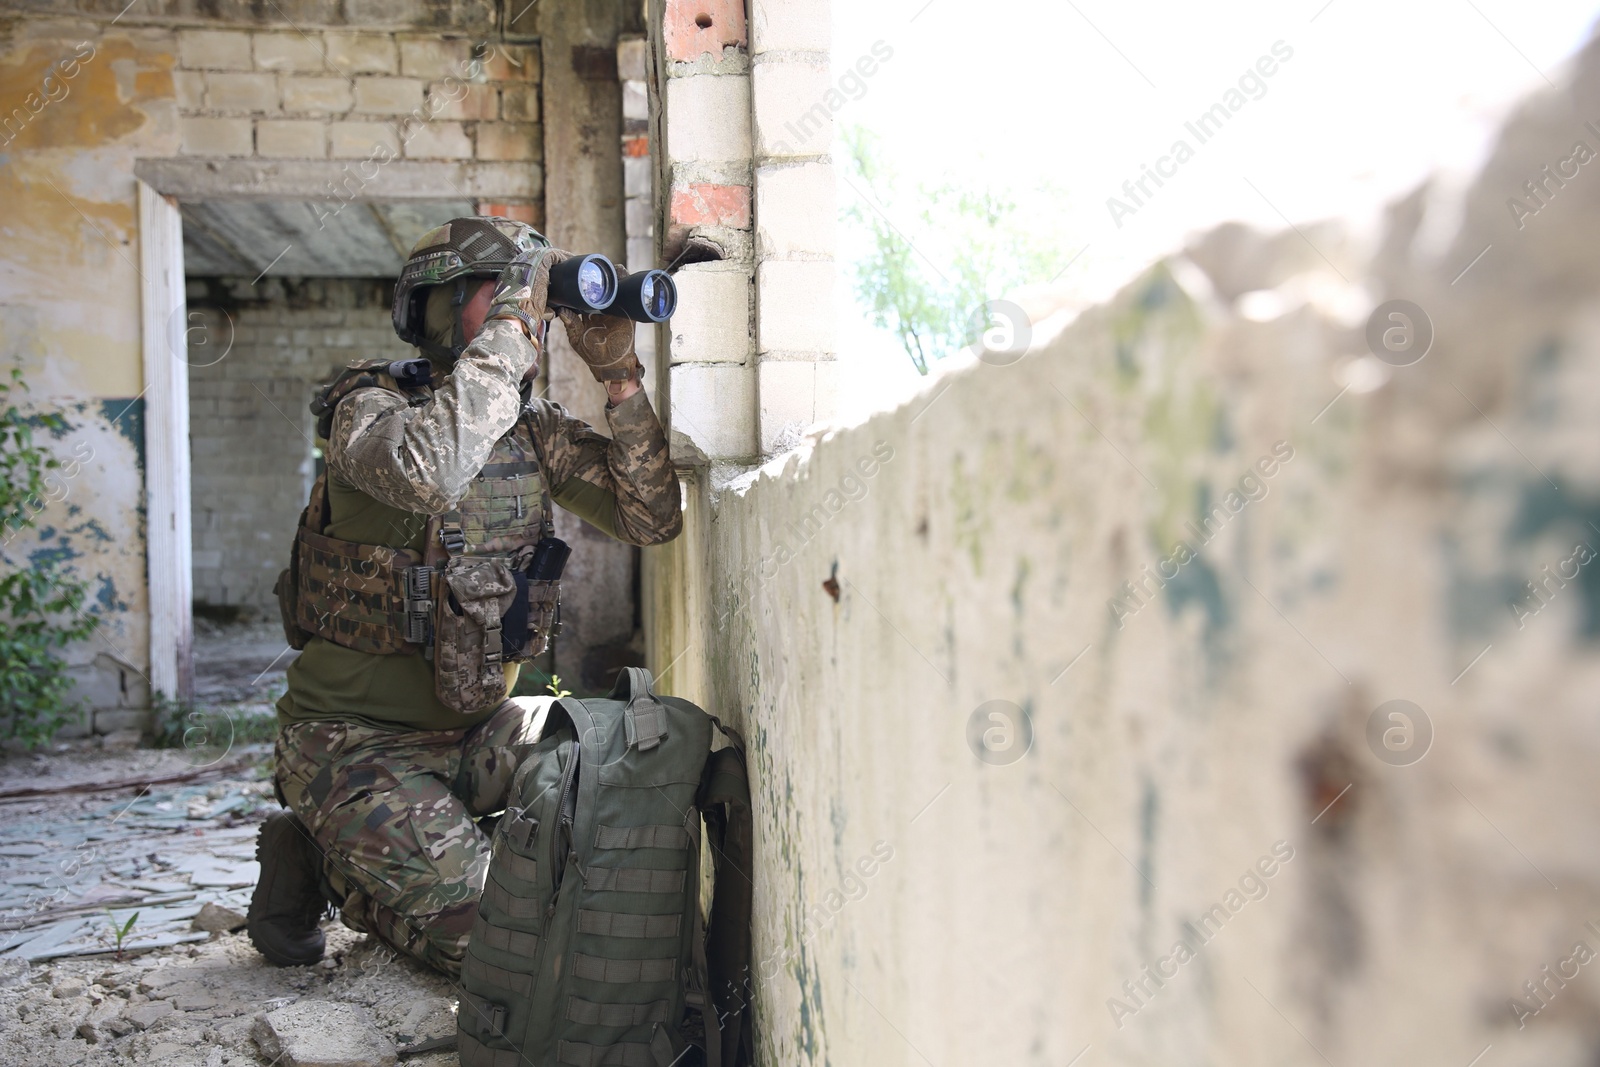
[292,477,427,656]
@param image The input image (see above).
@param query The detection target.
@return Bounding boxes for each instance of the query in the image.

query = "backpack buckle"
[625,697,668,752]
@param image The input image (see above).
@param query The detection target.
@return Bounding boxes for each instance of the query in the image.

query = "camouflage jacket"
[278,318,679,731]
[326,318,680,546]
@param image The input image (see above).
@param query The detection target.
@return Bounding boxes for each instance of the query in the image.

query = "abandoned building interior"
[4,0,1600,1064]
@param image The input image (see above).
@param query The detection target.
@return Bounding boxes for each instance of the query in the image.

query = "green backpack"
[458,668,754,1067]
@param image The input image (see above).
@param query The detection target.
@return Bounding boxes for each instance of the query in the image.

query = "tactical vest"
[274,359,568,715]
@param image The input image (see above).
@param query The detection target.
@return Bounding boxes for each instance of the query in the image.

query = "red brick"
[671,183,750,228]
[477,202,542,226]
[623,136,650,158]
[664,0,747,62]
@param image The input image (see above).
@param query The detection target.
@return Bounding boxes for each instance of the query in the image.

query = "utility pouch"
[516,536,568,660]
[434,556,518,714]
[527,536,570,581]
[274,567,308,651]
[274,494,316,651]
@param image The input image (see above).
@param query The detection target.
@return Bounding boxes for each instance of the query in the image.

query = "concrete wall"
[185,277,408,615]
[643,42,1600,1065]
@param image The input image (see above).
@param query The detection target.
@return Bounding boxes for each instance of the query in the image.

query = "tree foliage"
[841,127,1068,375]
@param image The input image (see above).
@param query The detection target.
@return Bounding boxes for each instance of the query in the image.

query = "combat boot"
[247,810,328,967]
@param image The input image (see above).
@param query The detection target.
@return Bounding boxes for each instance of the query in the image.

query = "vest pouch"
[435,557,518,714]
[526,579,560,658]
[273,567,308,651]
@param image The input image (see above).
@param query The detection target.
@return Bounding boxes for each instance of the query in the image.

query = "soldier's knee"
[379,898,476,978]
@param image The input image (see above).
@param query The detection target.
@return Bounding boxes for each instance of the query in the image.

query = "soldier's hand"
[486,247,571,340]
[557,303,641,385]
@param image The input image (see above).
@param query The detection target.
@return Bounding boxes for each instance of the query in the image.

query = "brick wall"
[654,0,836,463]
[171,27,543,216]
[186,278,409,615]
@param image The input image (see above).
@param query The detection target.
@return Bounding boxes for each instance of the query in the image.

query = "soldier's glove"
[486,247,570,341]
[557,303,641,384]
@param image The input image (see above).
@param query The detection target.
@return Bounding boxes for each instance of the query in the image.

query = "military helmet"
[392,216,549,357]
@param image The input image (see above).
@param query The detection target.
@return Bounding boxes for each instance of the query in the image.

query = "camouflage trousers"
[274,697,552,978]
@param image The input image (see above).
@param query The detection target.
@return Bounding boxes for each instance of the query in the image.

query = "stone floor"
[0,744,459,1067]
[192,618,300,708]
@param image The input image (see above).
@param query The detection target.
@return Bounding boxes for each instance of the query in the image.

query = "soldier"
[246,217,682,978]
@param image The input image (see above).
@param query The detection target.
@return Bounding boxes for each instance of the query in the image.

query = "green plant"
[546,674,572,699]
[105,910,138,961]
[841,127,1068,374]
[0,368,97,748]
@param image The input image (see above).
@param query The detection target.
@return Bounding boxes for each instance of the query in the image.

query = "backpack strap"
[610,667,668,752]
[699,743,753,1067]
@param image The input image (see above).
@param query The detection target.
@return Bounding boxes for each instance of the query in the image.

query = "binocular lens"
[577,260,611,307]
[614,270,677,323]
[545,254,676,322]
[548,254,619,313]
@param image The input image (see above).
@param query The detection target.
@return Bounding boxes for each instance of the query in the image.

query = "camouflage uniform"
[274,314,680,978]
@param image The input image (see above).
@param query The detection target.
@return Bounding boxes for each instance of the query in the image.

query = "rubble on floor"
[0,744,459,1067]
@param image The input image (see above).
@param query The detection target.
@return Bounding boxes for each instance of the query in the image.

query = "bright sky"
[832,0,1600,422]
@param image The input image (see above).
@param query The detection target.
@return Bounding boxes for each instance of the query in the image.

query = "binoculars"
[547,254,677,323]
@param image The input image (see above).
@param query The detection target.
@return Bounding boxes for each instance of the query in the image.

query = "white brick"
[402,120,472,159]
[671,363,756,461]
[626,237,654,272]
[752,60,831,159]
[180,117,253,156]
[666,74,751,165]
[757,260,834,353]
[670,267,750,364]
[398,37,475,80]
[329,121,399,158]
[617,38,647,82]
[256,119,326,158]
[174,70,206,109]
[624,157,652,198]
[623,81,648,121]
[426,82,498,121]
[476,122,540,162]
[355,77,424,115]
[750,0,831,54]
[253,32,327,73]
[282,76,353,113]
[323,33,397,74]
[178,29,252,70]
[501,84,539,122]
[758,359,837,453]
[205,72,279,112]
[625,197,653,237]
[756,162,834,259]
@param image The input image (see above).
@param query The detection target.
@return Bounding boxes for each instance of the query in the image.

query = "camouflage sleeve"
[526,389,682,546]
[326,319,536,514]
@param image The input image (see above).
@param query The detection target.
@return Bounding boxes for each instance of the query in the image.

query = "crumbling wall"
[645,37,1600,1066]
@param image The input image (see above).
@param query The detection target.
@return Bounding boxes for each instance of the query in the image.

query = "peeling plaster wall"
[645,43,1600,1066]
[0,18,178,734]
